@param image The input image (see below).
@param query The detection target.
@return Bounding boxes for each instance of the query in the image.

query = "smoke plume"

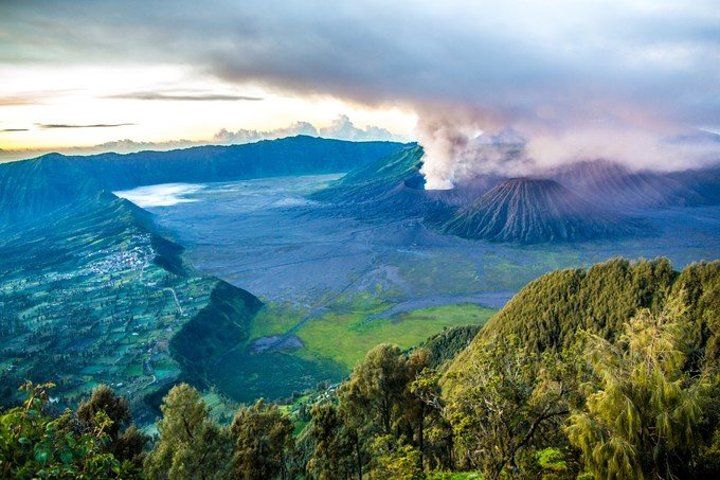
[418,112,720,190]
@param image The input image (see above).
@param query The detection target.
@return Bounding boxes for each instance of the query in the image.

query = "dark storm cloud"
[37,123,135,129]
[107,91,263,101]
[3,1,717,121]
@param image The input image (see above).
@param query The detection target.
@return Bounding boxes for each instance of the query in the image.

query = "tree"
[0,382,132,479]
[410,368,454,471]
[445,336,572,479]
[306,402,356,480]
[144,384,232,480]
[368,434,423,480]
[566,308,711,480]
[77,385,130,439]
[231,399,294,480]
[76,385,148,468]
[340,344,413,437]
[338,344,418,478]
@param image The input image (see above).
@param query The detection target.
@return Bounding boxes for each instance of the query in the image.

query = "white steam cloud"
[418,113,720,190]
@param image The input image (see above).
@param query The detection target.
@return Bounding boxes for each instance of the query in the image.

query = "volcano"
[437,178,637,243]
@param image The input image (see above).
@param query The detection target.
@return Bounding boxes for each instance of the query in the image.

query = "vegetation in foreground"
[1,258,719,479]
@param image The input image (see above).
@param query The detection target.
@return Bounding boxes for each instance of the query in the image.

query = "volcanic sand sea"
[117,173,720,311]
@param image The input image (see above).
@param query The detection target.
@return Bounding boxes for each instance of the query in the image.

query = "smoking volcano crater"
[435,177,639,243]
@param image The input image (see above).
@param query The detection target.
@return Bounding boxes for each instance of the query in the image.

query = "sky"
[1,0,718,183]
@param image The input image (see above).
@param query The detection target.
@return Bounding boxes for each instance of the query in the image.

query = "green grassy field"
[202,295,496,404]
[295,299,495,369]
[249,302,307,339]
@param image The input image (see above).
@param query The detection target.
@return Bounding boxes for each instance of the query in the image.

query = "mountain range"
[313,144,720,243]
[0,135,404,224]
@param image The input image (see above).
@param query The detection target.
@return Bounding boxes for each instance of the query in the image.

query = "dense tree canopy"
[566,307,715,480]
[2,258,719,479]
[231,399,294,480]
[0,382,141,479]
[144,384,234,480]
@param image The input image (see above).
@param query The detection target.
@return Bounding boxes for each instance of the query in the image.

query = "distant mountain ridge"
[549,160,706,209]
[0,135,405,223]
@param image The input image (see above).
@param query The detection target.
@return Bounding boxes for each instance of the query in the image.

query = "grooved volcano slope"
[439,178,635,243]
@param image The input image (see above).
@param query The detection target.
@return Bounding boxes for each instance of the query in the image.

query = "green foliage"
[369,434,423,480]
[3,257,719,480]
[170,281,263,389]
[533,448,578,480]
[306,402,356,480]
[0,382,131,479]
[566,307,711,480]
[409,368,455,472]
[426,472,483,480]
[481,257,675,353]
[340,344,418,436]
[144,383,233,480]
[419,324,483,369]
[445,337,574,479]
[305,344,446,478]
[670,261,720,361]
[231,399,294,480]
[76,384,148,474]
[443,258,720,480]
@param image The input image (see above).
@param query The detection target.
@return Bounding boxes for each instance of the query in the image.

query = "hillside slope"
[550,160,707,209]
[445,257,720,390]
[310,144,450,220]
[0,192,263,421]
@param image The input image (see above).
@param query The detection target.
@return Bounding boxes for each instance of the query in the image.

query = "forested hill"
[447,257,719,367]
[0,136,405,222]
[433,257,720,479]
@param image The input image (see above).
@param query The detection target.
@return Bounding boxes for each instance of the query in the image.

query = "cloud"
[0,116,404,162]
[2,0,719,180]
[107,91,263,101]
[0,96,36,106]
[37,123,135,129]
[1,128,29,132]
[0,90,77,106]
[212,115,404,144]
[212,121,319,144]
